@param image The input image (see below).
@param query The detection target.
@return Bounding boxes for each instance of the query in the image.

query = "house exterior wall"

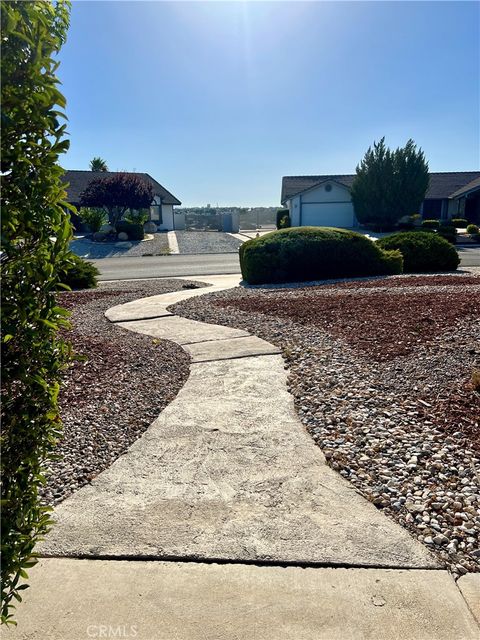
[286,182,356,228]
[288,196,301,226]
[158,204,174,231]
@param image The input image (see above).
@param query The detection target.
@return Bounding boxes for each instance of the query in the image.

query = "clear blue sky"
[59,1,479,206]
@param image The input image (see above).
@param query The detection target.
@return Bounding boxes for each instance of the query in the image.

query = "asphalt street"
[94,253,242,281]
[94,247,480,281]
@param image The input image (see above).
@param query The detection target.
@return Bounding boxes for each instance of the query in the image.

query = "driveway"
[173,231,242,254]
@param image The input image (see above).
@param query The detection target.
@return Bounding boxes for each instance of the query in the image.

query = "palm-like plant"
[89,156,108,172]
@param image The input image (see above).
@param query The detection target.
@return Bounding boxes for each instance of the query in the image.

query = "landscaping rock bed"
[174,231,242,254]
[41,279,207,506]
[171,273,480,577]
[70,232,170,258]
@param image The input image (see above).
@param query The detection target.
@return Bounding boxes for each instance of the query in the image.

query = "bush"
[450,218,469,227]
[59,254,99,290]
[79,207,107,233]
[421,219,440,230]
[438,225,457,244]
[276,209,290,229]
[1,0,72,623]
[124,208,149,225]
[377,231,459,272]
[115,220,145,241]
[239,227,403,285]
[466,224,479,235]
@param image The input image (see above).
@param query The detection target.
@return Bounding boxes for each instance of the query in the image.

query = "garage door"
[301,202,355,228]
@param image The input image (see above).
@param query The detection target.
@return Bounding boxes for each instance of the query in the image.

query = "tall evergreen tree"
[351,138,429,230]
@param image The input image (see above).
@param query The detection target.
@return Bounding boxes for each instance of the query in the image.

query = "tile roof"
[62,170,181,206]
[281,171,480,204]
[449,176,480,199]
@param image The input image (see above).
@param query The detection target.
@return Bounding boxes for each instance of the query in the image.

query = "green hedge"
[438,225,457,244]
[466,224,479,235]
[421,219,440,230]
[450,218,469,227]
[377,231,459,272]
[59,254,99,290]
[239,227,403,285]
[116,220,144,241]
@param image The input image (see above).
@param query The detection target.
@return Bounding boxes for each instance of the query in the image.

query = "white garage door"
[301,202,355,228]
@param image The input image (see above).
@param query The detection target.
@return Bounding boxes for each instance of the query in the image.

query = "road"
[94,253,242,281]
[94,247,480,281]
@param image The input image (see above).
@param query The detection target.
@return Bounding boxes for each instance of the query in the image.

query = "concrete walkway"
[10,275,479,639]
[40,275,436,567]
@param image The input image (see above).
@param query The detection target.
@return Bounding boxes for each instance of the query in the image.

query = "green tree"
[80,173,154,228]
[89,156,108,172]
[1,0,72,624]
[351,137,429,230]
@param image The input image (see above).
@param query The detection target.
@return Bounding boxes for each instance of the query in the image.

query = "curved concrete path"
[40,275,436,568]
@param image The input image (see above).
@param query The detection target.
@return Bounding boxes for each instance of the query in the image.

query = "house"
[62,170,184,231]
[281,171,480,228]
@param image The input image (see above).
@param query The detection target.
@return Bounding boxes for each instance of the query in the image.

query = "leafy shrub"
[239,227,403,285]
[124,208,149,225]
[421,219,440,230]
[398,214,421,230]
[276,209,290,229]
[59,254,99,290]
[466,224,479,235]
[450,218,469,227]
[1,0,72,624]
[80,207,107,233]
[115,221,145,241]
[438,225,457,244]
[377,231,459,272]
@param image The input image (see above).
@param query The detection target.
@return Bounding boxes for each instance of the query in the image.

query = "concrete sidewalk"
[9,559,479,640]
[9,274,479,639]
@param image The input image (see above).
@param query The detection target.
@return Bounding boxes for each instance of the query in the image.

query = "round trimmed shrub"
[438,225,457,244]
[239,227,403,285]
[59,254,99,290]
[466,224,479,235]
[421,219,440,230]
[450,218,469,227]
[377,231,459,272]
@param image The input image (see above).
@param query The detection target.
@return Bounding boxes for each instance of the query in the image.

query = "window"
[150,204,162,224]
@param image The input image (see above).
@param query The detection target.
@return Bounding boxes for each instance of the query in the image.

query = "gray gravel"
[174,231,242,254]
[41,279,207,506]
[171,275,480,577]
[70,233,170,258]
